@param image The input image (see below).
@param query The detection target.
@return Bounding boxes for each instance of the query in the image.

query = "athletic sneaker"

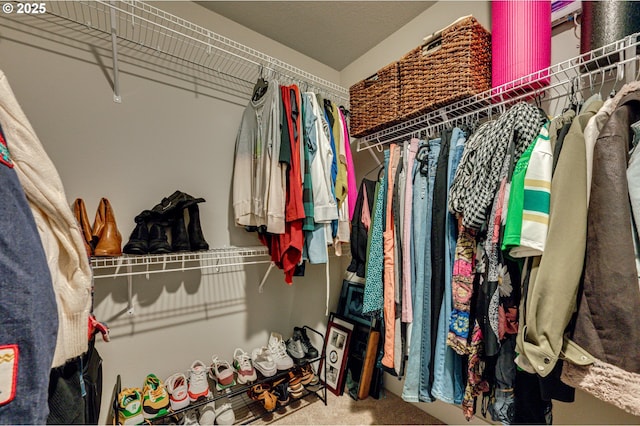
[214,403,235,425]
[286,337,305,362]
[198,402,216,426]
[142,374,171,419]
[233,348,257,384]
[199,401,234,426]
[188,360,211,402]
[208,356,236,389]
[181,409,200,425]
[251,347,277,377]
[165,373,190,411]
[118,387,144,425]
[293,327,319,359]
[268,332,294,370]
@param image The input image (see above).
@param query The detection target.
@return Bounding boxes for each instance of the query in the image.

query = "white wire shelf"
[357,32,640,152]
[91,246,271,279]
[42,0,349,105]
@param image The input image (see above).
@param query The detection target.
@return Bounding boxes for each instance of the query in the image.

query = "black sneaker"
[273,383,290,406]
[293,327,319,359]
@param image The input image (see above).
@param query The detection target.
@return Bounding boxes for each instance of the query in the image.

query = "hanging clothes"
[449,103,547,230]
[233,78,285,234]
[428,129,452,391]
[382,143,401,370]
[561,83,640,417]
[301,92,338,265]
[340,109,358,221]
[363,151,388,318]
[346,178,377,277]
[0,122,58,424]
[515,97,603,376]
[259,85,305,284]
[401,139,419,323]
[402,138,440,403]
[431,127,467,405]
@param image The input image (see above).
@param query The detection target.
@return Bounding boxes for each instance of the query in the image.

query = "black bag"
[47,338,102,425]
[82,338,103,425]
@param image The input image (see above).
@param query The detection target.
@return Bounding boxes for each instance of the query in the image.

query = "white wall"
[341,1,640,424]
[0,3,346,424]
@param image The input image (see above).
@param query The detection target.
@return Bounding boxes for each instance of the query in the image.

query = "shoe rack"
[110,326,328,425]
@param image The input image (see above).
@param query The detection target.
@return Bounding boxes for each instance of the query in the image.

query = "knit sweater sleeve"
[0,71,91,367]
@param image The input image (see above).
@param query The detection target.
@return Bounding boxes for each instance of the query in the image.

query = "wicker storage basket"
[349,61,401,138]
[399,16,491,120]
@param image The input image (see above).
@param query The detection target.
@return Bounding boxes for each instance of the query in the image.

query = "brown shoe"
[73,198,93,257]
[92,198,122,257]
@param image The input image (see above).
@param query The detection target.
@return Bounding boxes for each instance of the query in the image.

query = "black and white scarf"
[449,102,546,230]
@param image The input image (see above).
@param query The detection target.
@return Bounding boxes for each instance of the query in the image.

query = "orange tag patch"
[0,345,18,405]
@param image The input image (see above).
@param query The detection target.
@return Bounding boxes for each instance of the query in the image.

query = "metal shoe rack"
[110,326,328,425]
[357,32,640,152]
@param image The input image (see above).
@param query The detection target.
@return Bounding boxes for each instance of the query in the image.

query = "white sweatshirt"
[233,79,285,234]
[304,92,338,223]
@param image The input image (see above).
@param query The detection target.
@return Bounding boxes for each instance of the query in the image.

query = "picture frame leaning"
[319,318,353,396]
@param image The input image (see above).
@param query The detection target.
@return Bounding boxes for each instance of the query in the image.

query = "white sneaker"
[268,332,294,370]
[165,373,190,411]
[233,348,257,384]
[214,403,235,425]
[188,360,211,402]
[251,347,277,377]
[198,402,216,426]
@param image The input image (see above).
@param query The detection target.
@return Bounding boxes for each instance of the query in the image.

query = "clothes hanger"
[610,63,624,98]
[252,65,269,102]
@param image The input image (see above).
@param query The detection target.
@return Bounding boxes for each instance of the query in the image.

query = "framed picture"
[337,280,371,328]
[319,318,353,396]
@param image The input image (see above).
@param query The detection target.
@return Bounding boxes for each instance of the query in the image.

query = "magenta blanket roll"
[491,0,551,89]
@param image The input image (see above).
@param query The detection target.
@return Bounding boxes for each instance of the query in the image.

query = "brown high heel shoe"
[73,198,93,257]
[92,198,122,257]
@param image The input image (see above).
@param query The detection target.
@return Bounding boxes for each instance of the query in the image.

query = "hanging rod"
[357,32,640,152]
[43,0,350,105]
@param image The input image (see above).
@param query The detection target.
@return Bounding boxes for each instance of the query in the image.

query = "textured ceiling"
[197,1,435,70]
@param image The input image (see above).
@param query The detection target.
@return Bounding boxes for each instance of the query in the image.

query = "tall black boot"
[148,223,171,254]
[123,221,149,255]
[187,204,209,251]
[171,209,191,252]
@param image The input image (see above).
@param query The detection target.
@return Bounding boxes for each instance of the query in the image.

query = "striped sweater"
[503,123,551,257]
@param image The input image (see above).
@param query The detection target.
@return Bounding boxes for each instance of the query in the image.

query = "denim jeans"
[431,128,466,404]
[402,138,440,402]
[0,139,58,424]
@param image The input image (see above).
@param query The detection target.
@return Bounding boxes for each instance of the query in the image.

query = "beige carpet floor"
[252,390,445,425]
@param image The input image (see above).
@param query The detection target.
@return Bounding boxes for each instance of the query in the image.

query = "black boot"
[123,221,149,255]
[171,209,191,252]
[187,204,209,251]
[135,191,205,224]
[148,223,172,254]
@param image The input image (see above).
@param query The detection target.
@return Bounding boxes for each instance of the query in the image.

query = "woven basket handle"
[364,73,380,85]
[421,14,473,56]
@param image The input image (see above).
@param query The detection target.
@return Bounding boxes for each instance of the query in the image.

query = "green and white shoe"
[118,387,144,425]
[142,374,171,419]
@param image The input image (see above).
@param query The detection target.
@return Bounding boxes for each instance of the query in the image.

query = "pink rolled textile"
[491,0,551,91]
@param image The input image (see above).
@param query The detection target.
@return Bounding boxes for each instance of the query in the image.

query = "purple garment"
[340,109,357,220]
